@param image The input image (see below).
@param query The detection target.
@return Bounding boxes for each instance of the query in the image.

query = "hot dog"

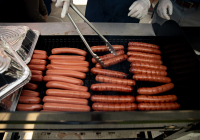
[24,83,38,90]
[28,65,46,71]
[91,83,133,92]
[19,96,41,104]
[128,57,163,65]
[92,103,137,111]
[128,46,161,54]
[46,70,86,79]
[48,55,85,61]
[129,67,167,76]
[43,103,91,112]
[46,89,90,99]
[52,48,87,56]
[136,95,177,103]
[21,90,40,97]
[29,59,47,65]
[17,104,43,111]
[91,68,128,78]
[46,65,89,73]
[92,50,125,63]
[138,102,180,110]
[127,52,161,59]
[91,45,124,52]
[34,50,47,55]
[133,74,171,83]
[128,42,160,49]
[91,95,135,103]
[32,54,48,60]
[46,81,88,92]
[30,70,43,75]
[137,83,174,95]
[43,96,88,105]
[96,54,128,68]
[130,62,167,71]
[31,75,43,82]
[95,75,136,86]
[43,75,84,85]
[51,60,89,67]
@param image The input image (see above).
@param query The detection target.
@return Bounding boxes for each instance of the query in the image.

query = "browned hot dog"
[91,83,133,92]
[91,68,128,78]
[96,54,128,68]
[29,59,47,65]
[130,62,167,71]
[46,65,89,73]
[91,95,135,103]
[48,55,85,61]
[19,96,41,104]
[46,81,88,92]
[28,65,46,71]
[136,95,177,103]
[128,46,161,54]
[43,96,88,105]
[32,54,48,60]
[23,83,38,90]
[128,57,163,65]
[51,60,89,67]
[46,89,90,99]
[17,104,43,111]
[31,75,43,82]
[91,45,124,52]
[137,83,174,95]
[43,75,84,85]
[46,70,86,79]
[127,52,161,59]
[30,70,43,75]
[52,48,87,56]
[21,90,40,97]
[34,50,47,55]
[129,67,167,76]
[92,50,125,63]
[92,103,137,111]
[133,74,171,83]
[43,103,90,112]
[128,42,160,49]
[96,75,136,86]
[138,102,180,110]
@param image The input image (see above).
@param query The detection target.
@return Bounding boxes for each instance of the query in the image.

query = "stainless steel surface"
[0,23,155,36]
[70,3,117,56]
[67,13,105,67]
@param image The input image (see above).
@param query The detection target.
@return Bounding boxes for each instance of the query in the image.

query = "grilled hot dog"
[128,46,161,54]
[136,95,177,103]
[127,51,161,59]
[130,62,167,71]
[19,96,41,104]
[51,60,89,67]
[91,95,135,103]
[21,90,40,97]
[128,57,163,65]
[30,70,43,75]
[52,48,87,56]
[34,50,47,55]
[46,65,89,73]
[23,83,38,90]
[46,70,86,79]
[48,55,85,61]
[17,104,43,111]
[138,102,180,110]
[133,74,171,83]
[31,75,43,82]
[91,45,124,52]
[92,103,137,111]
[128,42,159,49]
[29,59,47,65]
[28,65,46,71]
[32,54,48,60]
[130,67,167,76]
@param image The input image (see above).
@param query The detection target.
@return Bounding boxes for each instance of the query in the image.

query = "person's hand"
[53,0,72,18]
[128,0,150,20]
[157,0,173,20]
[44,14,48,22]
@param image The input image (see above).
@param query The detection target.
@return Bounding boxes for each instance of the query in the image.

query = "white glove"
[128,0,150,20]
[157,0,173,20]
[53,0,72,18]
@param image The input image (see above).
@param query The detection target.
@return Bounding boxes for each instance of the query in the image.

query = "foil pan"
[0,36,31,100]
[0,26,40,64]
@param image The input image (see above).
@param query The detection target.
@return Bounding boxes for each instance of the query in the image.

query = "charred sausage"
[31,75,43,82]
[19,96,41,104]
[128,46,161,54]
[46,81,88,92]
[92,103,137,111]
[51,60,89,67]
[129,67,167,76]
[17,104,43,111]
[91,83,133,92]
[137,83,174,95]
[21,90,40,97]
[127,51,161,59]
[52,48,87,56]
[91,95,135,103]
[136,95,177,103]
[95,75,136,86]
[133,74,171,83]
[28,65,46,71]
[34,50,47,55]
[91,45,124,52]
[48,55,85,61]
[46,65,89,73]
[138,102,180,110]
[32,54,48,60]
[128,57,163,65]
[29,59,47,65]
[46,70,86,79]
[128,42,160,49]
[130,62,167,71]
[23,83,38,90]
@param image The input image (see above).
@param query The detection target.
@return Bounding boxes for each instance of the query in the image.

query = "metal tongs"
[67,3,117,67]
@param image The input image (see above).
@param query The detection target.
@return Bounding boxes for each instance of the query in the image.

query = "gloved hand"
[157,0,173,20]
[128,0,150,20]
[52,0,72,18]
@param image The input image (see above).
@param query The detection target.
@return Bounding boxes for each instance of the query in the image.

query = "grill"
[34,35,200,111]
